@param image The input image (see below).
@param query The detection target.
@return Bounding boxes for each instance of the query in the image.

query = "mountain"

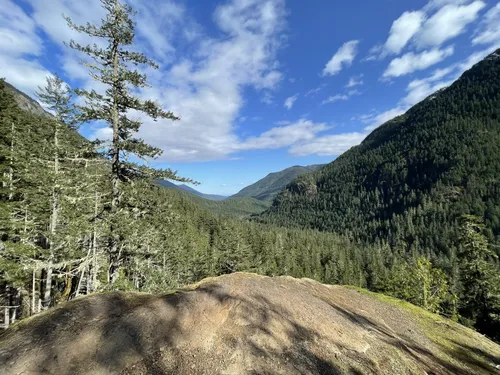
[261,49,500,256]
[189,195,271,218]
[3,80,51,117]
[232,164,324,202]
[156,180,227,201]
[156,180,271,218]
[2,273,499,375]
[168,186,271,218]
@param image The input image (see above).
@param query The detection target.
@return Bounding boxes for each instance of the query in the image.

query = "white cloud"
[368,0,487,61]
[322,40,359,76]
[383,46,454,78]
[402,69,455,106]
[129,0,187,61]
[89,125,113,141]
[321,94,349,105]
[0,0,51,96]
[284,94,298,110]
[0,0,43,57]
[27,0,106,47]
[346,75,364,88]
[321,86,360,105]
[363,107,407,131]
[423,0,474,13]
[383,11,426,55]
[369,46,498,130]
[0,55,52,98]
[289,132,366,156]
[261,91,275,105]
[86,0,287,162]
[305,84,325,97]
[237,119,329,150]
[472,3,500,45]
[415,1,486,47]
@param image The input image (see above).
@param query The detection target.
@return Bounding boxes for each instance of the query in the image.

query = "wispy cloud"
[345,75,364,88]
[284,94,299,110]
[305,84,326,97]
[368,0,486,64]
[472,2,500,46]
[383,46,454,78]
[415,1,486,48]
[382,11,426,56]
[322,40,359,76]
[321,88,360,105]
[321,94,349,105]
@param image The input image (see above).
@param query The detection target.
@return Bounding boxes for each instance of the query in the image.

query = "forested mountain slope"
[2,273,499,375]
[156,180,269,217]
[156,180,227,201]
[160,184,271,218]
[261,49,500,259]
[232,164,323,202]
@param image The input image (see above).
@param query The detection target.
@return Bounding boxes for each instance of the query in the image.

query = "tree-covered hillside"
[0,77,465,332]
[232,164,323,202]
[156,180,227,201]
[0,77,380,325]
[262,50,500,259]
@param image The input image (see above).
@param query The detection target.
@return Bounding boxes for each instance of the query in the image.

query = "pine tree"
[64,0,194,283]
[458,215,500,339]
[35,75,76,309]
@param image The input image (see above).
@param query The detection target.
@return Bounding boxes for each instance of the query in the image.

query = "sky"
[1,0,500,195]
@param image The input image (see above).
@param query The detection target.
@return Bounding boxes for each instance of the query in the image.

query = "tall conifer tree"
[64,0,192,282]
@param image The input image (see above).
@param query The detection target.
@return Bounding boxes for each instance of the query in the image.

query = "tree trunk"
[43,121,60,310]
[11,288,19,323]
[42,266,52,310]
[4,285,10,330]
[31,269,36,315]
[109,15,121,285]
[8,122,15,201]
[88,190,100,294]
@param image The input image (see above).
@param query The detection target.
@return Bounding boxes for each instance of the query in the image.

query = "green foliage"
[157,185,271,218]
[262,49,500,258]
[458,215,500,340]
[382,257,450,314]
[260,49,500,339]
[233,164,323,202]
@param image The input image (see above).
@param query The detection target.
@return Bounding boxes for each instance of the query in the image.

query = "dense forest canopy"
[258,49,500,338]
[262,50,500,260]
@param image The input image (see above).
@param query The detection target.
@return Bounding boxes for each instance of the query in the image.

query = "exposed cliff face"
[3,81,51,117]
[1,273,499,375]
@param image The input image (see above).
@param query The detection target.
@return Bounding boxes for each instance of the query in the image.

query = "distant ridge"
[232,164,324,202]
[156,180,227,201]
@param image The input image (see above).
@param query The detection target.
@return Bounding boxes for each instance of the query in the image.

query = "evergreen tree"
[458,215,500,340]
[35,75,76,309]
[64,0,193,283]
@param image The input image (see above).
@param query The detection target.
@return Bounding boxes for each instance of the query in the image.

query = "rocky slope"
[1,273,499,375]
[3,80,50,117]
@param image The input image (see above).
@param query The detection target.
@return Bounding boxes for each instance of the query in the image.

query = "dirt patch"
[1,273,499,375]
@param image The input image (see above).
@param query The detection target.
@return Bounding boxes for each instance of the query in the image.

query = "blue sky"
[1,0,500,195]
